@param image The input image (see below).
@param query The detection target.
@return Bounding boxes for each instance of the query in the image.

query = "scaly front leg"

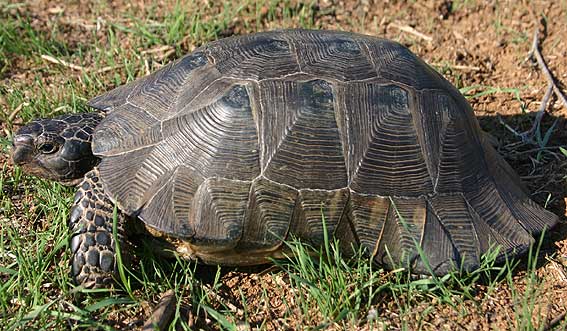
[69,168,128,288]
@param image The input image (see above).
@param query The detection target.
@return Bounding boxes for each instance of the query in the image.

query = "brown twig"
[8,102,29,122]
[504,22,567,146]
[93,64,126,74]
[527,29,567,110]
[41,54,86,71]
[497,114,524,138]
[140,45,177,63]
[141,45,174,55]
[203,284,244,315]
[389,23,433,42]
[143,58,151,76]
[547,257,567,283]
[42,54,125,75]
[522,83,553,140]
[544,311,567,331]
[142,290,177,331]
[509,145,566,156]
[430,62,481,71]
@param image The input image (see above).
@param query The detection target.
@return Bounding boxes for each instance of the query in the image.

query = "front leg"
[69,168,128,288]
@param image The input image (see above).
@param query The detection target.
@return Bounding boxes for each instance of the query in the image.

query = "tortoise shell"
[87,30,557,274]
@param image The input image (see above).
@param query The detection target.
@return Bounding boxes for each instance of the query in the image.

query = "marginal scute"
[291,188,349,246]
[482,140,558,234]
[138,166,203,237]
[465,176,534,250]
[374,197,427,269]
[413,201,461,274]
[237,177,298,251]
[428,194,481,268]
[189,178,251,252]
[172,166,204,233]
[347,192,389,257]
[98,146,156,214]
[333,211,360,255]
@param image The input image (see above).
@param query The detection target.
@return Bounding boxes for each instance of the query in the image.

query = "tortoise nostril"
[13,135,34,146]
[11,135,35,165]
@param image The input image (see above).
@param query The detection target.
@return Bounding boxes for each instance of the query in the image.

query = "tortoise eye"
[38,142,58,154]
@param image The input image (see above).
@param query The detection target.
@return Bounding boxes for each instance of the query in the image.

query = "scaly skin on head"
[11,112,104,186]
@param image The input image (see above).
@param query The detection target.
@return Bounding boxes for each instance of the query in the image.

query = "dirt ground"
[2,0,567,330]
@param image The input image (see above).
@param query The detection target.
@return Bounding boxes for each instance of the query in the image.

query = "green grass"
[1,1,566,330]
[272,219,390,328]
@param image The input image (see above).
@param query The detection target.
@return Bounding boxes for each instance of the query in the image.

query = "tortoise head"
[11,113,104,186]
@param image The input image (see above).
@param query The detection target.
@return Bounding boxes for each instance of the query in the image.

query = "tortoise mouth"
[18,163,52,178]
[11,146,33,166]
[16,162,83,186]
[11,143,83,187]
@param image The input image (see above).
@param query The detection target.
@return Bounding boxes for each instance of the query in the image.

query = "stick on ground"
[142,290,177,331]
[41,54,86,71]
[527,29,567,110]
[504,21,567,144]
[389,23,433,42]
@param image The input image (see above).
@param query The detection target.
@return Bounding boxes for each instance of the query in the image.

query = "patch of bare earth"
[2,0,567,330]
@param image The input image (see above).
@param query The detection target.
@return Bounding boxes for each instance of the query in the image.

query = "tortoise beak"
[11,135,34,165]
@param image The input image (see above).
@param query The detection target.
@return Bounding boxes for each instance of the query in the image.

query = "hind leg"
[69,168,129,288]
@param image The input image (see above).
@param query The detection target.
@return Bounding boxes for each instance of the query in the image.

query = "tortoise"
[11,29,558,289]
